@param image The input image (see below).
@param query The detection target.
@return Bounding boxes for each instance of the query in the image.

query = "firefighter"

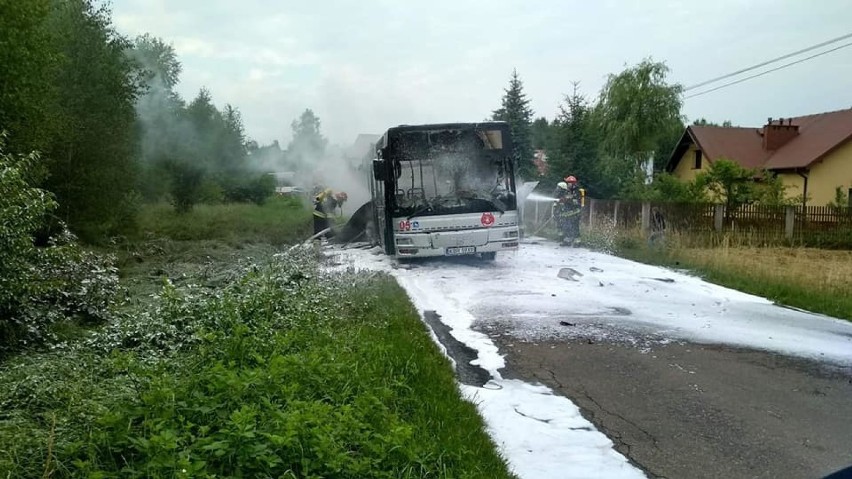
[313,188,336,237]
[553,175,584,246]
[552,181,570,243]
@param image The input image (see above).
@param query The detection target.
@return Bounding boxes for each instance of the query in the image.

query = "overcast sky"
[112,0,852,147]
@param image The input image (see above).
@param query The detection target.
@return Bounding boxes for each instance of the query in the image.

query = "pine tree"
[530,117,551,150]
[549,83,611,197]
[492,69,534,178]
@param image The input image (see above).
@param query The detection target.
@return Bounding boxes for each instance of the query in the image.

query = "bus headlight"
[396,237,413,245]
[503,230,519,238]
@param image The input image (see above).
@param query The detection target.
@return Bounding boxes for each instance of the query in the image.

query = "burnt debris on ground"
[422,310,492,387]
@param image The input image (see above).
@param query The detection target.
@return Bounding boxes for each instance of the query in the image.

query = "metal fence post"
[714,204,724,232]
[588,198,596,230]
[641,202,651,232]
[534,200,539,230]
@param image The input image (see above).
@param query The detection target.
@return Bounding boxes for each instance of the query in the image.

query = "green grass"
[135,196,313,246]
[685,261,852,321]
[0,250,514,478]
[603,230,852,321]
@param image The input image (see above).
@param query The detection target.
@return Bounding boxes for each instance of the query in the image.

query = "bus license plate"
[446,246,476,256]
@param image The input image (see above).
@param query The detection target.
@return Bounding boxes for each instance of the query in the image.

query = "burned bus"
[367,122,519,259]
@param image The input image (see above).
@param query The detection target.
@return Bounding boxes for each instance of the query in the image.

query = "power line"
[684,32,852,91]
[684,40,852,99]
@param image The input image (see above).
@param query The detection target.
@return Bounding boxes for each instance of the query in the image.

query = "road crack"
[542,367,669,479]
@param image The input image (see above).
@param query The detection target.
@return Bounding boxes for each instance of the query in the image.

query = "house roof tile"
[667,107,852,172]
[689,126,769,169]
[763,108,852,169]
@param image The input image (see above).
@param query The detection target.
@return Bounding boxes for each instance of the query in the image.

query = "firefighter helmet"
[564,175,578,184]
[557,181,568,190]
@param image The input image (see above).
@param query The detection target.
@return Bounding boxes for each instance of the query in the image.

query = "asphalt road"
[492,337,852,479]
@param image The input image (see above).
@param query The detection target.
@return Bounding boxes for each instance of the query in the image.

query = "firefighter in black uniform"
[552,175,584,246]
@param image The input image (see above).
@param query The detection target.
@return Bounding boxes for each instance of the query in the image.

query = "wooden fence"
[522,198,852,248]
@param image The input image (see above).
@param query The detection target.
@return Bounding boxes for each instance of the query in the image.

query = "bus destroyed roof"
[381,122,511,160]
[386,121,509,134]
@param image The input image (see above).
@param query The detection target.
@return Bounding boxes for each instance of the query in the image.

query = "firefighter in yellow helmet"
[313,188,336,237]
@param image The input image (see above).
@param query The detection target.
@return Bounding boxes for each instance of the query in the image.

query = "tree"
[167,160,204,213]
[827,186,848,210]
[752,170,793,206]
[530,117,551,150]
[161,88,224,212]
[643,172,708,203]
[595,59,684,192]
[0,0,58,154]
[129,33,181,92]
[129,34,187,203]
[221,104,246,171]
[186,87,222,158]
[696,159,755,220]
[546,83,612,197]
[492,69,534,178]
[693,118,734,127]
[287,109,327,170]
[129,33,185,135]
[45,0,141,240]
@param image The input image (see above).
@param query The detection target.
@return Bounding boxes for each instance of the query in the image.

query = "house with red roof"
[665,108,852,207]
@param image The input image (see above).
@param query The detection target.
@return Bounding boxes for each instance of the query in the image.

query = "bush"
[196,177,225,204]
[222,172,276,205]
[166,161,205,213]
[0,139,54,311]
[0,249,512,478]
[0,135,120,355]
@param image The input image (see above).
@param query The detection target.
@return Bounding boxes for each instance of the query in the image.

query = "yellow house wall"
[779,173,804,200]
[671,144,708,181]
[806,140,852,206]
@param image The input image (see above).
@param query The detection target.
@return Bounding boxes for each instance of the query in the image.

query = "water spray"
[526,192,558,203]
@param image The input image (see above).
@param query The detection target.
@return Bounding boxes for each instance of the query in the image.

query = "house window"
[848,188,852,209]
[693,150,703,170]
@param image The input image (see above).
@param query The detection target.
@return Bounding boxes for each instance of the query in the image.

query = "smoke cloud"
[294,143,373,217]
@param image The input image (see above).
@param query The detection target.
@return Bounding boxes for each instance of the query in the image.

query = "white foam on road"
[458,240,852,365]
[328,240,852,478]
